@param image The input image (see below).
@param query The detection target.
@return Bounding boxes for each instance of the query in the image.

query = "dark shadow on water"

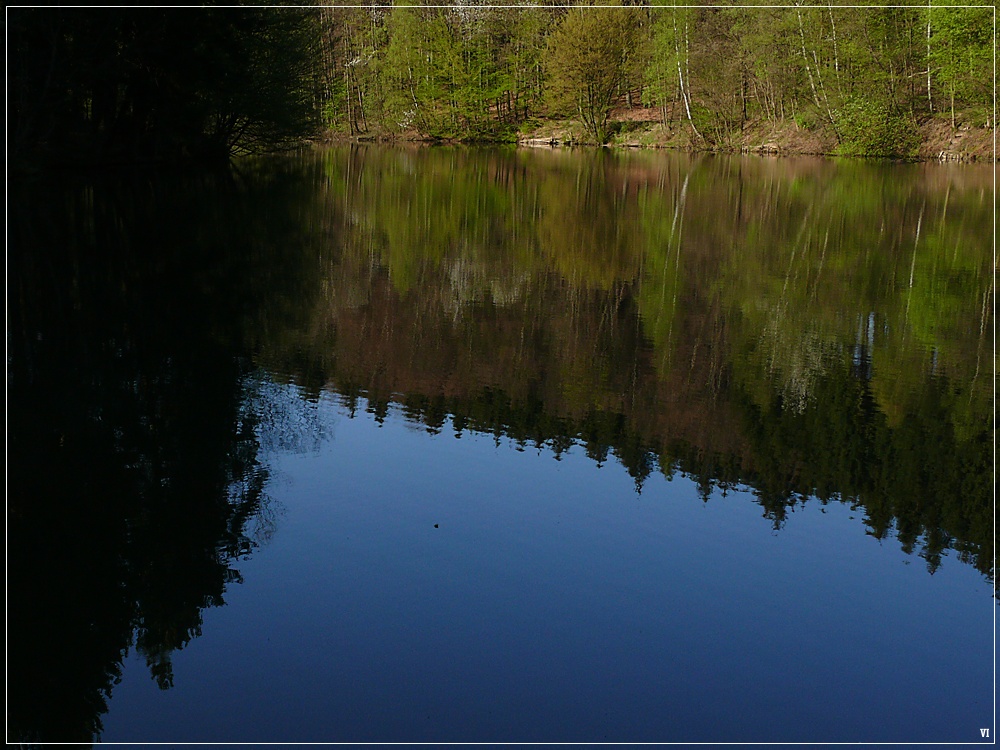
[6,160,323,743]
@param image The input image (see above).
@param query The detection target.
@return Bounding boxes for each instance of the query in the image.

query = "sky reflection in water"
[99,385,992,743]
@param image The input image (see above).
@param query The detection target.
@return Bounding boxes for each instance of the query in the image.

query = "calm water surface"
[7,146,994,744]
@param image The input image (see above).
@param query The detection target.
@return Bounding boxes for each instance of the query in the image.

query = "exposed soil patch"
[610,105,661,123]
[916,119,994,162]
[733,120,838,157]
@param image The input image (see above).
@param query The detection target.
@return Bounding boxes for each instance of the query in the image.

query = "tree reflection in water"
[7,162,319,743]
[257,146,992,584]
[6,146,993,743]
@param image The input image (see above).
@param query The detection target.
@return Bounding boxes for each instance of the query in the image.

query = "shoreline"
[320,113,996,164]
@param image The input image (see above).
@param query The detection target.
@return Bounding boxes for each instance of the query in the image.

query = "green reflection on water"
[258,145,993,581]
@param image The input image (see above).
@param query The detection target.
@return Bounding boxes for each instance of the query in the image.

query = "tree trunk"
[926,4,933,112]
[829,7,841,92]
[673,11,702,141]
[345,69,355,136]
[357,77,367,133]
[795,5,823,113]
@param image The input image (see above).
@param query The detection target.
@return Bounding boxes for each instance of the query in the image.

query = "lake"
[7,146,994,744]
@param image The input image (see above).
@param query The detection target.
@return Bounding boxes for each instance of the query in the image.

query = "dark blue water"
[7,147,994,744]
[99,390,992,743]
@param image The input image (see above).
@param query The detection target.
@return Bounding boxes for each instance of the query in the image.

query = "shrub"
[835,99,919,158]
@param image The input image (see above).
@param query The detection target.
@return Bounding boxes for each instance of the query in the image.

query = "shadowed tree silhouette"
[8,7,322,168]
[6,156,330,743]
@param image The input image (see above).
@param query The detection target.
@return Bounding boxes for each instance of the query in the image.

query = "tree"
[546,3,640,144]
[833,7,922,156]
[498,7,553,123]
[8,8,323,167]
[317,6,391,137]
[930,4,993,128]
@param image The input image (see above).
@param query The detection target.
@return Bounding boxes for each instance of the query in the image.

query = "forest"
[318,1,994,157]
[8,2,995,166]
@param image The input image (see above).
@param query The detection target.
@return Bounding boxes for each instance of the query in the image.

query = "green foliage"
[317,7,391,137]
[364,5,550,141]
[930,4,993,125]
[835,98,920,158]
[793,107,822,131]
[645,6,693,121]
[545,4,641,144]
[12,6,993,159]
